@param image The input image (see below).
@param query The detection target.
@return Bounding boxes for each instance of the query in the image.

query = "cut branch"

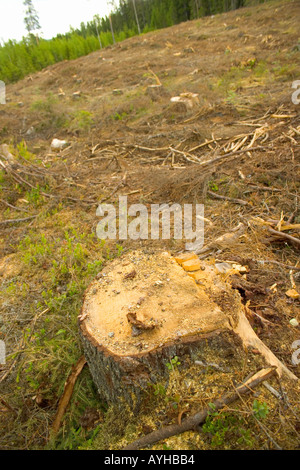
[0,215,38,225]
[268,227,300,247]
[207,190,248,206]
[198,146,262,168]
[256,259,300,271]
[0,199,29,213]
[51,355,87,436]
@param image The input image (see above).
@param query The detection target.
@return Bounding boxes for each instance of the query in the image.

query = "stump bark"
[79,250,297,408]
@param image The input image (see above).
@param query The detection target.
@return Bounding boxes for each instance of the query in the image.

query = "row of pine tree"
[0,0,263,84]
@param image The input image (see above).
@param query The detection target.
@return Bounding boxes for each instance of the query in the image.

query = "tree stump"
[79,250,297,408]
[170,92,200,113]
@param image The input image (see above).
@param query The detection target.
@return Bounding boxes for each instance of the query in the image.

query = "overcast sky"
[0,0,111,43]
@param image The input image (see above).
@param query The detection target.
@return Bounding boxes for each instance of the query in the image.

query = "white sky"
[0,0,111,43]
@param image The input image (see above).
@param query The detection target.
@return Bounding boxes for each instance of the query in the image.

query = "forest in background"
[1,0,267,84]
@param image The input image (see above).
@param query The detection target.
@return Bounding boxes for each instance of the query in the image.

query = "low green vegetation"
[68,110,95,132]
[30,94,69,132]
[201,400,269,448]
[166,355,181,371]
[0,221,124,448]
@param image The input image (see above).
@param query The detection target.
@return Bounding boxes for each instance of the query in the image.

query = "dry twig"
[268,227,300,247]
[207,190,249,206]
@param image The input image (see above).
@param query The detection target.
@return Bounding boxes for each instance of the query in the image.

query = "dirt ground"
[0,0,299,450]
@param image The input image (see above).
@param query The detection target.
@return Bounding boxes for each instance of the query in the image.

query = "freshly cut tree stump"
[170,92,200,113]
[79,250,297,407]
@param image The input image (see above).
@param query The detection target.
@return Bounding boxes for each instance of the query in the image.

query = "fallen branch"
[268,227,300,247]
[246,184,282,192]
[271,114,296,119]
[0,198,29,213]
[147,67,161,86]
[123,367,277,450]
[195,222,246,254]
[207,190,249,206]
[234,305,298,381]
[169,147,201,163]
[98,172,127,203]
[169,146,263,168]
[51,355,87,436]
[0,396,17,415]
[256,259,300,271]
[126,144,169,152]
[199,146,262,168]
[188,137,222,153]
[0,215,38,225]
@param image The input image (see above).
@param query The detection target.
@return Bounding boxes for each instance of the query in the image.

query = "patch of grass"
[201,402,256,449]
[4,224,125,449]
[271,62,300,81]
[17,140,36,162]
[201,398,270,449]
[215,66,247,94]
[252,399,269,419]
[18,232,54,265]
[208,181,219,192]
[252,60,269,78]
[30,93,68,131]
[0,126,8,137]
[225,90,238,105]
[18,228,105,283]
[54,423,102,450]
[30,94,58,113]
[111,103,135,122]
[227,183,242,199]
[67,110,94,133]
[0,169,5,185]
[25,184,49,207]
[112,111,128,121]
[166,355,181,371]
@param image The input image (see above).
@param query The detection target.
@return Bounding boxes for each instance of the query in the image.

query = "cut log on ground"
[79,250,298,408]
